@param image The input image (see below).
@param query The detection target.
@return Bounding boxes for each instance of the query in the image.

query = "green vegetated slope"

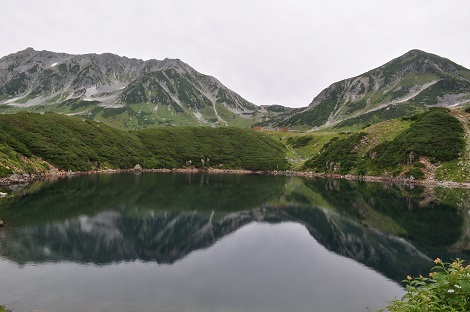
[264,131,347,170]
[0,108,467,182]
[434,107,470,182]
[0,112,288,176]
[302,107,465,179]
[0,305,10,312]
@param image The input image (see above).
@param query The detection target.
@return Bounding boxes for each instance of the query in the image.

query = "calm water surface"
[0,173,469,312]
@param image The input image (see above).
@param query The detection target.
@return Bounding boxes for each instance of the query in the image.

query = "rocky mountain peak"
[387,49,465,74]
[261,50,470,130]
[0,48,259,128]
[402,49,427,57]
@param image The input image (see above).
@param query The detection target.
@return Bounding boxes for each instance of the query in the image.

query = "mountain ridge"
[1,48,470,129]
[0,48,264,127]
[260,49,470,130]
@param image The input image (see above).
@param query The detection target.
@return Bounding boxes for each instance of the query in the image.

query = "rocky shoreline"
[0,168,255,187]
[1,167,469,190]
[281,171,470,189]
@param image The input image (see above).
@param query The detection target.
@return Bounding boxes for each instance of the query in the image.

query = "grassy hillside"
[0,108,467,182]
[0,112,289,176]
[135,127,287,170]
[300,108,466,179]
[264,131,347,169]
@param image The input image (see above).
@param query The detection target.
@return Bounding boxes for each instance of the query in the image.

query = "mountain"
[262,49,470,129]
[0,48,268,127]
[2,48,469,130]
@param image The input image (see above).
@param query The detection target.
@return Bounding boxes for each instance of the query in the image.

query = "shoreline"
[1,168,469,189]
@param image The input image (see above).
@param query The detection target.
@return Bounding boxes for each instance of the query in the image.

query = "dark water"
[0,173,469,312]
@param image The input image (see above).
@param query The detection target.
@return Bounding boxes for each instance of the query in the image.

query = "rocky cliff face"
[0,48,260,127]
[263,50,470,129]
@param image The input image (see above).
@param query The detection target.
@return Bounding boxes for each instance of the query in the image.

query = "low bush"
[0,113,289,172]
[286,136,313,148]
[303,108,464,176]
[302,133,366,174]
[371,108,464,167]
[403,168,425,180]
[0,305,10,312]
[385,258,470,312]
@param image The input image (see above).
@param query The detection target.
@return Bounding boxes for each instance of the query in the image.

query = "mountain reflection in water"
[1,172,469,285]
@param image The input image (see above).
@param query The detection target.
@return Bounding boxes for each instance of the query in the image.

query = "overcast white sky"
[1,0,469,107]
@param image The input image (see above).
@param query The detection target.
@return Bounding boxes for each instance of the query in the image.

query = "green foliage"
[410,79,470,105]
[1,72,28,95]
[385,259,470,312]
[121,82,148,103]
[0,113,288,172]
[0,305,10,312]
[334,103,422,130]
[344,98,367,114]
[464,106,470,113]
[101,106,127,118]
[266,105,290,113]
[371,108,464,168]
[135,127,289,171]
[58,98,100,111]
[302,133,366,174]
[286,136,313,148]
[302,108,465,177]
[0,142,49,177]
[403,168,425,180]
[278,88,342,128]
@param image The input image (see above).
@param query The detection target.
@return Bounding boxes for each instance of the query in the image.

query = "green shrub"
[303,108,464,176]
[135,126,289,171]
[303,133,366,174]
[0,166,13,177]
[403,168,425,179]
[371,108,464,167]
[0,305,10,312]
[286,136,313,148]
[0,113,289,172]
[385,259,470,312]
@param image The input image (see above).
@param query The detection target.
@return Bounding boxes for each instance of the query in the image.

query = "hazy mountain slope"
[264,50,470,129]
[0,48,261,127]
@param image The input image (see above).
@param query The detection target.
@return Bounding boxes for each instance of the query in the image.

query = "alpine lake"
[0,172,469,312]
